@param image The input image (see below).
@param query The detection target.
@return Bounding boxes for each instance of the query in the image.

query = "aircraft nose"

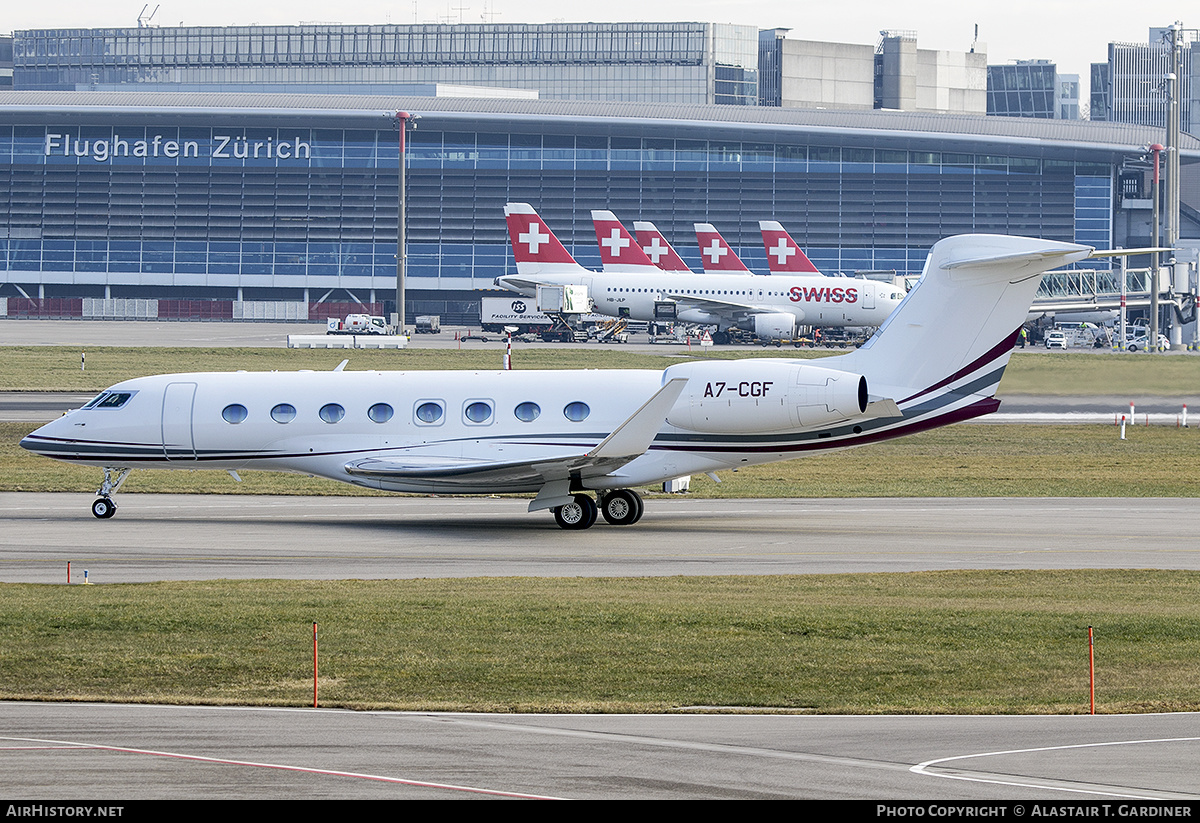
[19,423,53,456]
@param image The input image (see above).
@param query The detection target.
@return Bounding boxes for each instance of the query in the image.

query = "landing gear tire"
[91,496,117,519]
[712,331,730,345]
[554,494,598,530]
[601,489,644,525]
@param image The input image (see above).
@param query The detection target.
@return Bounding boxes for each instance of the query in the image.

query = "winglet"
[588,378,689,459]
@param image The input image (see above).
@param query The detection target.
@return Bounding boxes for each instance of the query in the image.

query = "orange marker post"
[1088,626,1095,715]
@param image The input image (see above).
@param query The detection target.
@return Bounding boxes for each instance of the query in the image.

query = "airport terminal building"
[1,90,1198,321]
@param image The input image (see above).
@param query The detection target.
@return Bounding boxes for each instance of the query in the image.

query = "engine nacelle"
[663,360,869,434]
[752,312,797,340]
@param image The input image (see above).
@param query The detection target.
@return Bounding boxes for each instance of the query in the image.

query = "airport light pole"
[395,111,418,335]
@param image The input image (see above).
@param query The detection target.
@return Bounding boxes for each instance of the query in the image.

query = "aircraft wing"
[662,292,781,325]
[345,451,632,487]
[344,378,688,511]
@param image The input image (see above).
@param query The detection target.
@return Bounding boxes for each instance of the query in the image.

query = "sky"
[4,1,1193,100]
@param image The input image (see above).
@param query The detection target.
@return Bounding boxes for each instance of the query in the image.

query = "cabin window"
[564,401,590,422]
[464,401,493,424]
[368,403,394,423]
[319,403,345,424]
[222,404,248,424]
[514,401,541,422]
[415,401,444,424]
[271,403,296,423]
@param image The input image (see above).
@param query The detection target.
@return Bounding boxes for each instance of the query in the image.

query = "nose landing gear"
[91,468,131,519]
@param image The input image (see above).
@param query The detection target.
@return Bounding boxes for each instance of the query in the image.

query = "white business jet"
[23,233,1088,529]
[496,203,904,342]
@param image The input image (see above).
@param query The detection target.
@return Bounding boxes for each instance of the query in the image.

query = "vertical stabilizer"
[829,235,1092,402]
[759,220,821,274]
[694,223,752,273]
[592,211,660,272]
[632,221,693,272]
[504,203,587,276]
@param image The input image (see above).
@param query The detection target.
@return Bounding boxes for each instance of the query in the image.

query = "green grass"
[3,346,1197,396]
[1,572,1196,714]
[6,421,1197,497]
[0,345,820,391]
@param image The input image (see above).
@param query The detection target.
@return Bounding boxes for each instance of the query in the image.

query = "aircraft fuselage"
[496,270,902,329]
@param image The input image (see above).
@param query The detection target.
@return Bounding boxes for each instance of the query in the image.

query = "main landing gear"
[552,489,644,530]
[91,467,131,519]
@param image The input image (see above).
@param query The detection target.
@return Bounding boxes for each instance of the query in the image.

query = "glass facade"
[0,112,1112,293]
[1099,38,1195,131]
[13,23,758,105]
[987,63,1058,118]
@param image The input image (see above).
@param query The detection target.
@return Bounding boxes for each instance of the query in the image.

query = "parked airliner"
[22,233,1091,529]
[496,203,905,342]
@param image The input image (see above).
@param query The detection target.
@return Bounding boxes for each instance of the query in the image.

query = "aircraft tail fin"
[632,221,693,272]
[831,235,1092,401]
[694,223,752,273]
[759,220,820,274]
[591,210,660,272]
[504,202,586,276]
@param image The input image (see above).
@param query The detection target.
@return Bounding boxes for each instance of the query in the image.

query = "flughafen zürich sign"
[44,132,314,163]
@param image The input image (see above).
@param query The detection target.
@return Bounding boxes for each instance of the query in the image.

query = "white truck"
[326,314,391,335]
[480,297,554,334]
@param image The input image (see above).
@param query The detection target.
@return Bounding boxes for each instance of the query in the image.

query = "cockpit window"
[84,392,135,409]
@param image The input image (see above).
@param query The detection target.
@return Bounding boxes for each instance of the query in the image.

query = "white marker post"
[1120,415,1126,440]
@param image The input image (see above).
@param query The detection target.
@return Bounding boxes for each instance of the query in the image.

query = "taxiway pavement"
[3,702,1198,799]
[2,494,1198,583]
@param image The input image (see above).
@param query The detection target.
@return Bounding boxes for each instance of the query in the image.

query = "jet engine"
[663,359,868,433]
[752,312,797,340]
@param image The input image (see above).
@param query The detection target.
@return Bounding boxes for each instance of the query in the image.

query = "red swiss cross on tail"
[759,220,821,274]
[591,210,660,272]
[504,203,580,272]
[693,223,751,273]
[631,221,693,272]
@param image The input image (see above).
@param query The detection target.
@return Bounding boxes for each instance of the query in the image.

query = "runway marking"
[911,737,1200,799]
[410,714,916,773]
[0,735,564,799]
